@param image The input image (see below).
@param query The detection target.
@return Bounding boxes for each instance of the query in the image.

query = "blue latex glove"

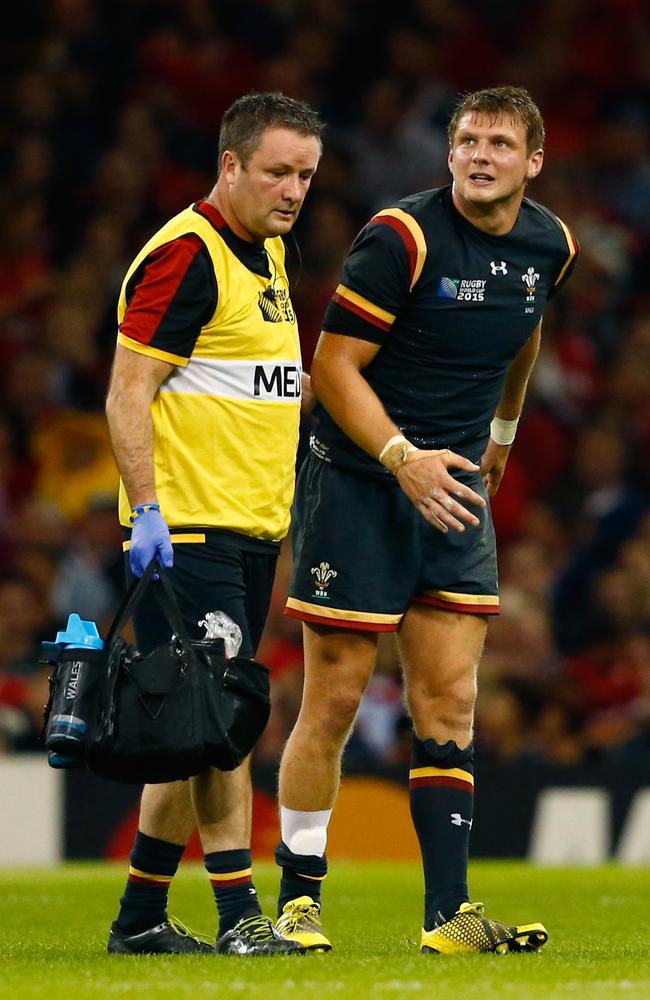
[129,503,174,578]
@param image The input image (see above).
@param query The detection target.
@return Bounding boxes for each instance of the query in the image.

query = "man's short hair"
[218,92,324,170]
[447,86,545,154]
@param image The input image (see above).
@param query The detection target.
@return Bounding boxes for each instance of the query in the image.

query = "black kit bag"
[50,561,270,784]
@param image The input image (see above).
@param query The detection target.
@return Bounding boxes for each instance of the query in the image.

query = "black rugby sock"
[115,831,185,934]
[409,736,475,930]
[205,848,261,936]
[275,841,328,914]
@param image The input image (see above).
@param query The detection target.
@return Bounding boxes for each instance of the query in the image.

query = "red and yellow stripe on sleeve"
[331,208,427,333]
[331,285,396,332]
[370,208,427,291]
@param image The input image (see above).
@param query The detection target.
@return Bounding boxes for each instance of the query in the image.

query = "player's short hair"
[218,92,324,170]
[447,86,545,153]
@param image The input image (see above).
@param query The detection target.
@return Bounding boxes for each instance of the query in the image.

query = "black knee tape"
[412,736,474,769]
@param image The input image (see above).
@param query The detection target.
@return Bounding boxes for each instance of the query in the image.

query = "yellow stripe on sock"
[128,866,173,883]
[408,766,474,785]
[208,867,252,882]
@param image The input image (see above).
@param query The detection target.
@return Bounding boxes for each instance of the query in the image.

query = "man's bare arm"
[301,371,316,416]
[311,333,397,456]
[495,320,542,421]
[481,321,542,497]
[105,344,174,508]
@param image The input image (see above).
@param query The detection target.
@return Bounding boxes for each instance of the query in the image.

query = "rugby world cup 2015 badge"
[437,276,486,302]
[311,561,337,599]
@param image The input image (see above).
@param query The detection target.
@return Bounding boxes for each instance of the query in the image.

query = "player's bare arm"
[311,331,485,532]
[311,333,396,452]
[480,319,542,497]
[301,371,316,416]
[105,344,174,507]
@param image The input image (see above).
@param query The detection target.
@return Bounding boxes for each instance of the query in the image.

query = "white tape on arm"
[378,434,409,463]
[378,435,417,474]
[490,416,519,446]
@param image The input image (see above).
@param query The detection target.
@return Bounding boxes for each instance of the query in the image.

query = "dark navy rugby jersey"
[311,184,578,475]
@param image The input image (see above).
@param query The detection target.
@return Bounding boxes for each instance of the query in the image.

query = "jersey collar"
[193,200,271,278]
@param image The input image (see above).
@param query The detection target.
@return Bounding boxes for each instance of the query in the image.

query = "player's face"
[225,127,321,242]
[448,112,543,209]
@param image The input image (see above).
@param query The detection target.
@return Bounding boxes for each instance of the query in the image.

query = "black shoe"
[216,913,306,956]
[108,917,214,955]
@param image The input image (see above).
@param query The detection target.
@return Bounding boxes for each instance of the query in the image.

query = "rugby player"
[274,87,578,955]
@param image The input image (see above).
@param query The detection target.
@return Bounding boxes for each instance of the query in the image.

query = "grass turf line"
[0,861,649,999]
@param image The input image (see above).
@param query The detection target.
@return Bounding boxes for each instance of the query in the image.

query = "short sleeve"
[547,219,580,301]
[119,234,217,365]
[322,210,426,344]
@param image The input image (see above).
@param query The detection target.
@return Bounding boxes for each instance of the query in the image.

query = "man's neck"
[205,181,259,244]
[451,185,524,237]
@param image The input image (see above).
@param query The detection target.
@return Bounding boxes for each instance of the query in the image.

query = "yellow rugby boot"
[276,896,332,952]
[420,902,548,955]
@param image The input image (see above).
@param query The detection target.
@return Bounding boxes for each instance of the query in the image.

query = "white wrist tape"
[378,434,409,463]
[490,416,519,446]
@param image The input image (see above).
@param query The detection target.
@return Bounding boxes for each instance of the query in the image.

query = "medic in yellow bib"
[105,93,322,958]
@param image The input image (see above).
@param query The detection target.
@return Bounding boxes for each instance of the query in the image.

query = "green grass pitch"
[1,861,649,999]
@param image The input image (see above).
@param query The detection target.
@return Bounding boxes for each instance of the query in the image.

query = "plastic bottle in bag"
[197,611,243,658]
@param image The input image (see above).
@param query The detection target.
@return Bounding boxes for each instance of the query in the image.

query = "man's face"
[224,126,321,241]
[448,112,543,208]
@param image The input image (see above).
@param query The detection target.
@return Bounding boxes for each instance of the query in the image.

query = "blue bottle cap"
[43,613,104,652]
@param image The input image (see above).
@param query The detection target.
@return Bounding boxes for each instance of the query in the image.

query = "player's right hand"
[395,448,486,533]
[129,504,174,577]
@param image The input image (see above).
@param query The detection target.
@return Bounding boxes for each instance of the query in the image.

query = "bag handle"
[104,561,193,651]
[104,559,158,647]
[152,567,194,650]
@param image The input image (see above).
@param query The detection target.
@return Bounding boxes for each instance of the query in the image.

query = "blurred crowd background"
[2,0,650,771]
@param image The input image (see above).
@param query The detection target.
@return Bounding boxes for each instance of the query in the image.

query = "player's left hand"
[480,438,511,497]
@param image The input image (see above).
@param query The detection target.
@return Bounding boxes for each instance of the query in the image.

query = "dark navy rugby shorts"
[123,530,278,657]
[285,452,499,632]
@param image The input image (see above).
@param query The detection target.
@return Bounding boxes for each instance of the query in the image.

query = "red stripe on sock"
[409,776,475,793]
[209,875,253,889]
[127,874,170,887]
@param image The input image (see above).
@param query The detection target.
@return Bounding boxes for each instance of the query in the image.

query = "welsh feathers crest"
[311,561,337,596]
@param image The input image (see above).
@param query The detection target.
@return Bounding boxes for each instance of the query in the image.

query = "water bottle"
[43,614,104,768]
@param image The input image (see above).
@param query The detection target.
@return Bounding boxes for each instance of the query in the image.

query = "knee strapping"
[280,806,332,857]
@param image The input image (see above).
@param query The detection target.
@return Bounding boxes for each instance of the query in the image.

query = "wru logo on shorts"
[311,561,337,598]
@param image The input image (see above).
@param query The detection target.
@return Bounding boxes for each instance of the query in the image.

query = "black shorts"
[286,453,499,632]
[123,529,278,657]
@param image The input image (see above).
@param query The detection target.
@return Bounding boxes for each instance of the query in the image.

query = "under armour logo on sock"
[451,812,473,828]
